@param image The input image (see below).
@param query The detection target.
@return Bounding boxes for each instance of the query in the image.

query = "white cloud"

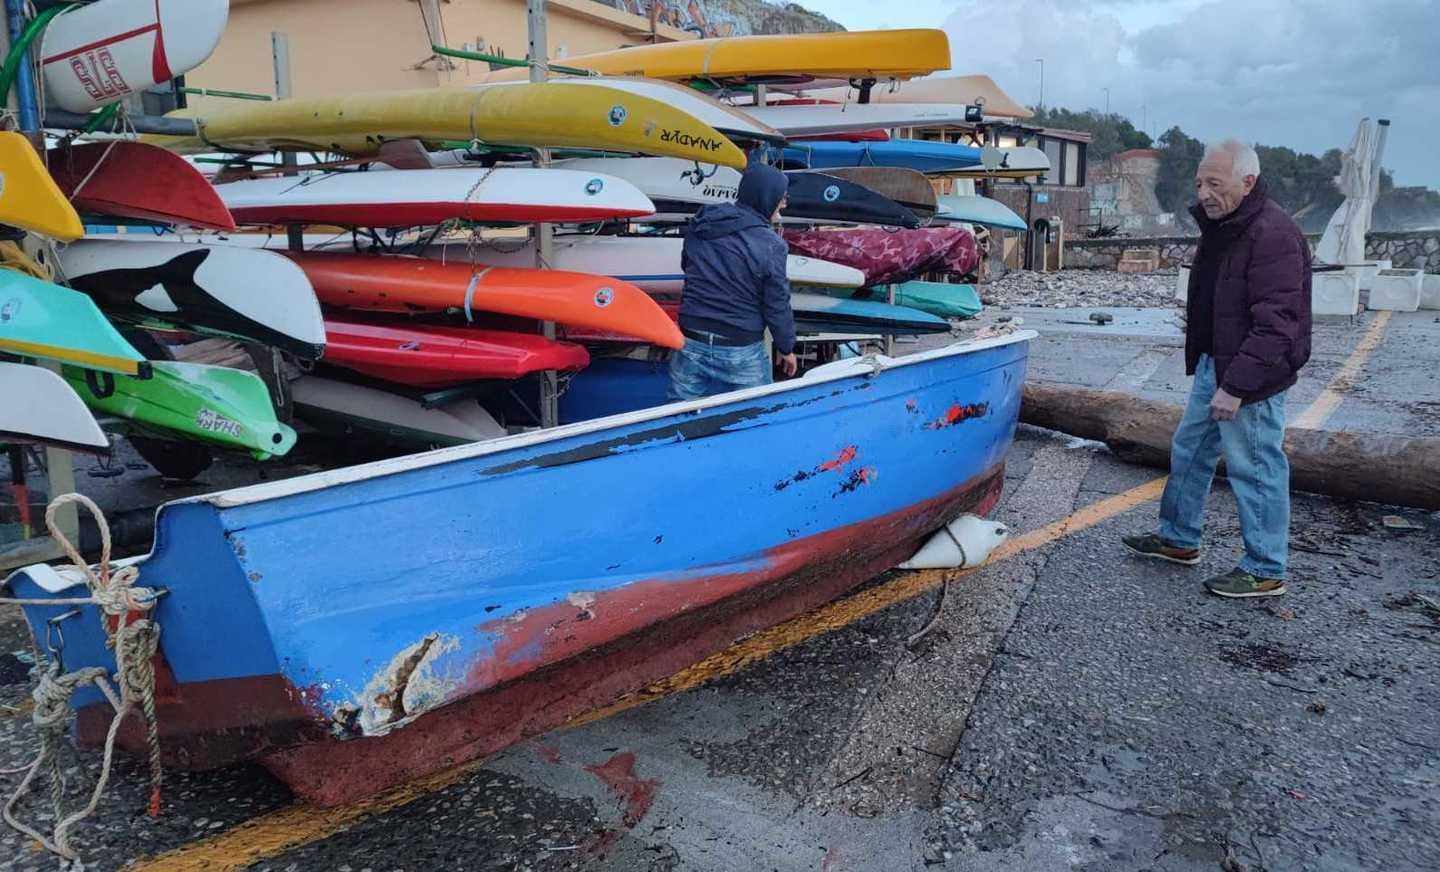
[923,0,1439,187]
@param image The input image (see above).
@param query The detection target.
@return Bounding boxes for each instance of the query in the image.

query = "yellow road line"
[129,478,1167,872]
[1291,310,1392,430]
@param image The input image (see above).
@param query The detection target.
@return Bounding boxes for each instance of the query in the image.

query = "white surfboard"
[40,0,229,113]
[934,194,1027,230]
[59,240,328,360]
[290,376,506,447]
[215,167,656,227]
[425,234,865,292]
[949,146,1050,179]
[743,103,982,136]
[551,158,739,210]
[0,361,109,453]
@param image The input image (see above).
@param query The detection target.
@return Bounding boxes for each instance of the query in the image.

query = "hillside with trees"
[1036,107,1439,231]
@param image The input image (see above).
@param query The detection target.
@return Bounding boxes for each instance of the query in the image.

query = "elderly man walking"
[1124,140,1312,598]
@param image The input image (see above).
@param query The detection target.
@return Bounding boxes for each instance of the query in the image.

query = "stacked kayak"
[285,251,684,349]
[62,360,295,461]
[823,281,983,320]
[322,317,590,388]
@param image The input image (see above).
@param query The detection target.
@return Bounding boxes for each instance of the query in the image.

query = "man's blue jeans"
[1158,354,1290,578]
[667,338,772,401]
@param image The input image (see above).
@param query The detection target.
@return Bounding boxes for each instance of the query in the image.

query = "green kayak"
[820,281,983,320]
[0,269,150,376]
[64,361,296,460]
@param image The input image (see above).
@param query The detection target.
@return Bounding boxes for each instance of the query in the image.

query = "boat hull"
[6,335,1031,805]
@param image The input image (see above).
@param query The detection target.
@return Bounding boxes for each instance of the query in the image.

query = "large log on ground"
[1021,382,1440,511]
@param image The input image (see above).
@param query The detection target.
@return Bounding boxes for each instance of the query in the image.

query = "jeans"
[1158,355,1290,578]
[667,338,772,401]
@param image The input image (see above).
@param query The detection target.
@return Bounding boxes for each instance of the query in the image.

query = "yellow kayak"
[147,82,748,168]
[0,132,84,242]
[483,29,951,85]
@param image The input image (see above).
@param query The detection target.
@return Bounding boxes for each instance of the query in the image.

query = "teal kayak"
[64,360,296,460]
[821,281,983,320]
[0,268,150,375]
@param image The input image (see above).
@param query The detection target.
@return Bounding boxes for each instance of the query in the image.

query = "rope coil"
[1,493,166,865]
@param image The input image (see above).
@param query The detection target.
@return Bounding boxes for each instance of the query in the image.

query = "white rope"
[0,493,166,865]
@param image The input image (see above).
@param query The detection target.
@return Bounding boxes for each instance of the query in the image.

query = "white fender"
[898,513,1010,570]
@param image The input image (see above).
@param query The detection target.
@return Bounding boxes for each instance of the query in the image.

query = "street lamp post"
[1103,87,1110,115]
[1034,58,1044,109]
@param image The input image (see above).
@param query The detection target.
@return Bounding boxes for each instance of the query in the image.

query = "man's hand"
[779,353,799,378]
[1210,388,1242,421]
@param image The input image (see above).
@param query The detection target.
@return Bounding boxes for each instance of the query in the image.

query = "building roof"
[1036,127,1093,143]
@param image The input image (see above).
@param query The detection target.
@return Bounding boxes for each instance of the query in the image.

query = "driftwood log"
[1021,382,1440,511]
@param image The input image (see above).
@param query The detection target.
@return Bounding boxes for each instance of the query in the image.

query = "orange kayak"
[284,251,683,350]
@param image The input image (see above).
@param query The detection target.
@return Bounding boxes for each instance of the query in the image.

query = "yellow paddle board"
[483,29,951,85]
[0,132,84,242]
[148,83,748,169]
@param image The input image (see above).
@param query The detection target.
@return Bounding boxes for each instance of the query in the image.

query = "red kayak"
[47,141,237,231]
[323,317,590,387]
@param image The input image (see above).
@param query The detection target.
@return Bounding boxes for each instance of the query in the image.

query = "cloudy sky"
[795,0,1439,189]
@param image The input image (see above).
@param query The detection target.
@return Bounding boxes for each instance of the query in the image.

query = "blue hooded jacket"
[679,161,796,355]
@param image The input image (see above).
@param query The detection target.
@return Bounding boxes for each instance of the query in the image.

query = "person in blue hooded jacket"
[669,161,798,400]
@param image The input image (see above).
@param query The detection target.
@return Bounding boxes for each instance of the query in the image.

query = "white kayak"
[426,234,865,292]
[40,0,228,113]
[744,102,982,136]
[934,194,1027,231]
[0,361,109,454]
[804,75,1034,121]
[290,376,506,448]
[59,240,328,360]
[215,167,656,227]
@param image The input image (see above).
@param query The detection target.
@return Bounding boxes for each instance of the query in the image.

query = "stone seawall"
[1065,230,1440,271]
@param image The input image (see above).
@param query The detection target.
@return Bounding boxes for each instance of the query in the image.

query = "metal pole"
[266,31,298,419]
[1,4,80,554]
[1103,87,1110,115]
[4,0,40,137]
[1034,58,1043,110]
[272,32,304,254]
[528,0,559,429]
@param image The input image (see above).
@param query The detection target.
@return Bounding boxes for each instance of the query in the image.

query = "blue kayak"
[777,140,984,173]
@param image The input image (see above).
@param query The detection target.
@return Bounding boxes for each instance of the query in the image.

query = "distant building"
[187,0,698,100]
[1088,148,1175,235]
[906,121,1091,269]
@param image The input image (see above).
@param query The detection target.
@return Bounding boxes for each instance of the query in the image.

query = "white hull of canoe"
[0,361,109,453]
[40,0,229,113]
[425,235,865,292]
[744,103,982,136]
[551,158,739,208]
[934,194,1027,231]
[214,167,655,225]
[290,376,506,445]
[59,240,328,353]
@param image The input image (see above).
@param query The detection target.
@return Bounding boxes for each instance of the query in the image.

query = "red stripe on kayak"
[151,0,172,82]
[42,22,160,65]
[228,203,654,227]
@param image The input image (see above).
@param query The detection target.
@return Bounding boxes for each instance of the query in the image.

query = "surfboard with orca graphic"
[60,240,327,359]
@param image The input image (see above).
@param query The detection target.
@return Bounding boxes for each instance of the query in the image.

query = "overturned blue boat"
[6,332,1033,806]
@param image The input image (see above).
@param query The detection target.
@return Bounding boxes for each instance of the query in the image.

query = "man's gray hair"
[1204,139,1261,181]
